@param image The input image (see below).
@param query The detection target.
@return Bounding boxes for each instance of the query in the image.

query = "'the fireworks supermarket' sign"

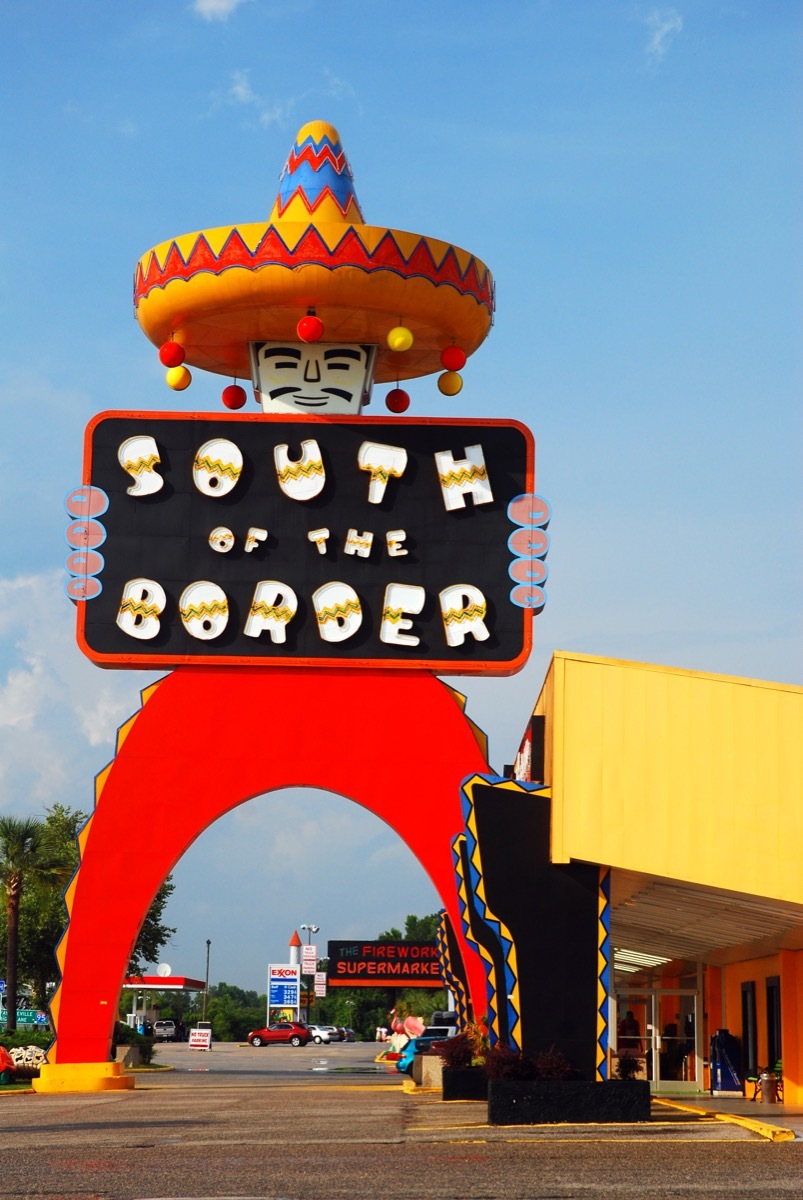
[326,941,441,987]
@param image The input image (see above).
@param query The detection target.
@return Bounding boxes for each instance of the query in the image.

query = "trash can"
[759,1072,778,1103]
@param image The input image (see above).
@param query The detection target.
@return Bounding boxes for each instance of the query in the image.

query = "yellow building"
[514,652,803,1102]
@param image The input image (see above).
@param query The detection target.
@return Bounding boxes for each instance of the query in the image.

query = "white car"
[306,1025,332,1044]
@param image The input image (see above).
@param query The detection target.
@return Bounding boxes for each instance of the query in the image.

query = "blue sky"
[1,1,799,993]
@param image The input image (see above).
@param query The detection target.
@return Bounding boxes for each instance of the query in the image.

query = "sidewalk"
[653,1094,801,1142]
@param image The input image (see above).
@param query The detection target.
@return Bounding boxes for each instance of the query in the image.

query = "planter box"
[411,1054,443,1088]
[442,1067,487,1101]
[488,1079,651,1125]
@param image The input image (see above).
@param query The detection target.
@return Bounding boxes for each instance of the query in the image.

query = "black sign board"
[326,940,441,987]
[75,412,536,673]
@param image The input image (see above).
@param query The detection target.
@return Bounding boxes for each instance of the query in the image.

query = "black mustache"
[268,386,356,401]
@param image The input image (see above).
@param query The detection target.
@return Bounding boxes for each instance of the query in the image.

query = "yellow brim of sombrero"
[134,220,494,384]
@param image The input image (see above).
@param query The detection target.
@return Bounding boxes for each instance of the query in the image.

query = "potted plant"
[434,1022,489,1101]
[487,1044,651,1125]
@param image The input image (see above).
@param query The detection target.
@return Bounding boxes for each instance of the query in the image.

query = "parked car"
[322,1025,344,1042]
[247,1021,311,1048]
[395,1034,448,1075]
[153,1019,185,1042]
[305,1025,332,1044]
[342,1027,356,1042]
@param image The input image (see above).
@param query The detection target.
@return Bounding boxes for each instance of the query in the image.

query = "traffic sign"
[301,945,317,973]
[0,1008,44,1025]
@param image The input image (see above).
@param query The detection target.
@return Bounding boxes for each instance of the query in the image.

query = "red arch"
[50,666,490,1064]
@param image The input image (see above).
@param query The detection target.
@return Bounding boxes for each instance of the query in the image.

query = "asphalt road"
[1,1040,801,1199]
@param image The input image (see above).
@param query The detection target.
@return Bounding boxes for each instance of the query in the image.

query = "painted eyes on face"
[263,358,356,372]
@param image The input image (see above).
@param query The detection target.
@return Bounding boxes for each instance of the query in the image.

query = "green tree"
[127,878,177,976]
[377,913,440,942]
[0,815,71,1032]
[205,982,266,1041]
[16,805,86,1013]
[0,804,178,1028]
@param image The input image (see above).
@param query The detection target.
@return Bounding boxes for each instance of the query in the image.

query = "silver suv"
[153,1019,183,1042]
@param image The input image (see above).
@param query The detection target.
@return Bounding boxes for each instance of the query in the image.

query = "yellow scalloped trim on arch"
[48,678,165,1058]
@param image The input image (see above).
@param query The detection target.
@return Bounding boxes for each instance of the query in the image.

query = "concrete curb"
[403,1078,441,1094]
[654,1097,796,1143]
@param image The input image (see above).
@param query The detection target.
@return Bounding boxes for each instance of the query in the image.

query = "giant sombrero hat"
[134,120,494,387]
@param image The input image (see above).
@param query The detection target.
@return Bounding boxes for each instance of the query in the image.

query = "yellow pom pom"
[166,365,192,391]
[387,325,414,352]
[437,370,463,396]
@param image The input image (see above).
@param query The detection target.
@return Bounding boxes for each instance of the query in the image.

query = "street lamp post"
[300,923,319,1023]
[202,939,211,1020]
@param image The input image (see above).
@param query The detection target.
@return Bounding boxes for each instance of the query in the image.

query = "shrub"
[0,1030,51,1052]
[484,1043,539,1080]
[113,1023,156,1066]
[434,1032,474,1069]
[614,1052,641,1081]
[484,1042,577,1081]
[532,1046,578,1081]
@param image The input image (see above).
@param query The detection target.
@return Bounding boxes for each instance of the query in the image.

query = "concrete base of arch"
[34,1062,134,1093]
[45,665,490,1087]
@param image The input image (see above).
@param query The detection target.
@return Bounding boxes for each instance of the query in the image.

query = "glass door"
[614,988,701,1094]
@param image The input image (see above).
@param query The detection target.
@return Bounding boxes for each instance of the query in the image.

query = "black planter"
[488,1079,651,1125]
[441,1067,487,1101]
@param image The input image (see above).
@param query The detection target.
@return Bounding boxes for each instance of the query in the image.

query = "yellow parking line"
[654,1098,795,1143]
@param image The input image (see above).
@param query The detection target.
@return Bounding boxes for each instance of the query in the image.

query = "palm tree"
[0,816,54,1033]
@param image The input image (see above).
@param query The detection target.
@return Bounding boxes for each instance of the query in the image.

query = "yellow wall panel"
[539,653,803,903]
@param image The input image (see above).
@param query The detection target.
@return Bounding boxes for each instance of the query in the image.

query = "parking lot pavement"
[403,1090,767,1142]
[147,1042,802,1140]
[2,1043,801,1199]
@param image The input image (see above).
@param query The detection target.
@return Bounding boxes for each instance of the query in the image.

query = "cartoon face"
[250,341,376,415]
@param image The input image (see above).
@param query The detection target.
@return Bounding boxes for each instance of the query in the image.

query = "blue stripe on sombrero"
[275,130,362,217]
[276,158,359,215]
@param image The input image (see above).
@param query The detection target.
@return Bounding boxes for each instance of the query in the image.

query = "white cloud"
[643,7,684,63]
[224,69,298,128]
[192,0,250,21]
[229,69,258,106]
[322,69,355,103]
[0,571,156,816]
[216,65,356,130]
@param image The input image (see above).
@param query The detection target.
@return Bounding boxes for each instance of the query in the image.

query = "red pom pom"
[222,384,247,410]
[386,388,410,413]
[159,341,185,368]
[297,315,324,343]
[440,345,467,371]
